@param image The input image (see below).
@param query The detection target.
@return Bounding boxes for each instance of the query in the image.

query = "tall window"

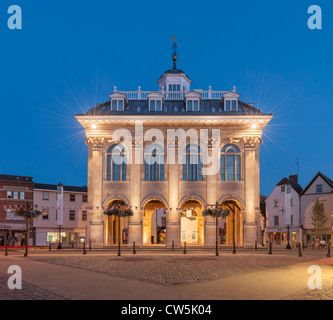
[183,144,203,181]
[43,192,49,200]
[274,216,279,226]
[106,144,127,181]
[6,209,12,220]
[144,144,164,181]
[220,144,241,181]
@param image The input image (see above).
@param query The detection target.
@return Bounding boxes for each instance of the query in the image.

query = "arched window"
[144,144,165,181]
[183,144,203,181]
[106,144,127,181]
[221,144,241,181]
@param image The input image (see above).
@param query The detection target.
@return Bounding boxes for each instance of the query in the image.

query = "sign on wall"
[285,185,292,226]
[57,184,63,226]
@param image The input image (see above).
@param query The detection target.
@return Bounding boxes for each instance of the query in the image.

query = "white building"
[76,44,273,248]
[300,172,333,246]
[33,183,88,246]
[265,175,303,246]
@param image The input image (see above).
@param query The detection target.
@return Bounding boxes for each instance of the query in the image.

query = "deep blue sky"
[1,0,332,196]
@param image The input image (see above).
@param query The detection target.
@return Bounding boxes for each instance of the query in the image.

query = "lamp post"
[24,201,30,257]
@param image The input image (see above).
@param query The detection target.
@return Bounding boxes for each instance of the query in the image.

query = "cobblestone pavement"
[0,272,66,300]
[285,276,333,300]
[28,249,330,287]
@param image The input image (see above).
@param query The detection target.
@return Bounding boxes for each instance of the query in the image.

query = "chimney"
[289,175,298,184]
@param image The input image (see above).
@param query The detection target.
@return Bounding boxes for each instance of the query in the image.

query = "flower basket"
[104,206,134,217]
[202,207,230,218]
[15,208,42,219]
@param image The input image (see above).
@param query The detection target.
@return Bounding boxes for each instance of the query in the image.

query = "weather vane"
[170,34,179,69]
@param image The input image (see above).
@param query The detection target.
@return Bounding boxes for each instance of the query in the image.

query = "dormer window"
[222,91,240,112]
[186,99,199,111]
[109,92,127,111]
[111,99,124,111]
[149,99,162,111]
[184,91,201,112]
[147,92,164,111]
[225,99,238,111]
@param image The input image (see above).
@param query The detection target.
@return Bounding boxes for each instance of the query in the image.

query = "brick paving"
[28,249,329,287]
[0,272,66,300]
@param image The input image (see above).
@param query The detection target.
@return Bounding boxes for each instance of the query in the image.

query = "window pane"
[187,100,193,111]
[118,99,124,111]
[122,155,127,181]
[14,192,18,199]
[112,99,117,110]
[236,155,241,181]
[107,155,112,181]
[20,192,25,200]
[176,85,180,91]
[149,99,155,110]
[226,100,231,111]
[156,100,162,111]
[232,100,237,111]
[193,100,199,111]
[226,155,235,181]
[112,158,121,181]
[221,156,225,181]
[173,84,177,91]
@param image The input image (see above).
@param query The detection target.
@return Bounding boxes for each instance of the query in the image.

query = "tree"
[310,198,328,240]
[104,203,134,256]
[15,204,41,257]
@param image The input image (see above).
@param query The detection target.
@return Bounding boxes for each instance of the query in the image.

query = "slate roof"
[300,172,333,196]
[0,174,33,182]
[80,99,268,116]
[34,183,87,193]
[277,177,303,195]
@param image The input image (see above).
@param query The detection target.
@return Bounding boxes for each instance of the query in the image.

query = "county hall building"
[76,48,272,248]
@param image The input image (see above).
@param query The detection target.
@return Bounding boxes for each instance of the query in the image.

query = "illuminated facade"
[76,54,272,248]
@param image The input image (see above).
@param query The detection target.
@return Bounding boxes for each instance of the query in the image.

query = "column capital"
[242,136,262,148]
[85,137,106,149]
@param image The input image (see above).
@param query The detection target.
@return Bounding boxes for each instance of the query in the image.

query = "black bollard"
[172,240,174,251]
[233,241,236,254]
[5,240,8,256]
[183,242,187,254]
[133,242,136,254]
[216,240,219,256]
[268,241,272,255]
[327,243,331,258]
[89,241,92,251]
[255,240,257,251]
[49,242,51,252]
[299,243,302,257]
[83,241,87,255]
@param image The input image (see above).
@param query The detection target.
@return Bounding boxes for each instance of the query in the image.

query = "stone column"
[87,137,105,248]
[128,123,143,246]
[243,137,261,247]
[167,162,180,248]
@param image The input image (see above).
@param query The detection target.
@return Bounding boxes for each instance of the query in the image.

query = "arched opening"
[219,199,243,246]
[105,200,130,245]
[143,200,166,246]
[180,200,204,245]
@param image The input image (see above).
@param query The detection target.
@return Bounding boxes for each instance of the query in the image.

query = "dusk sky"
[1,0,332,196]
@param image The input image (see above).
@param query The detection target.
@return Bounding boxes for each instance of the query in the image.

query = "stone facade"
[76,59,272,248]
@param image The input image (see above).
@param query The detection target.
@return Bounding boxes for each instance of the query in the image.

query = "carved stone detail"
[86,137,106,148]
[242,136,262,148]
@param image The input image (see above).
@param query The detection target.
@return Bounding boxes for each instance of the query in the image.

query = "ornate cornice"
[85,137,106,149]
[242,136,262,148]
